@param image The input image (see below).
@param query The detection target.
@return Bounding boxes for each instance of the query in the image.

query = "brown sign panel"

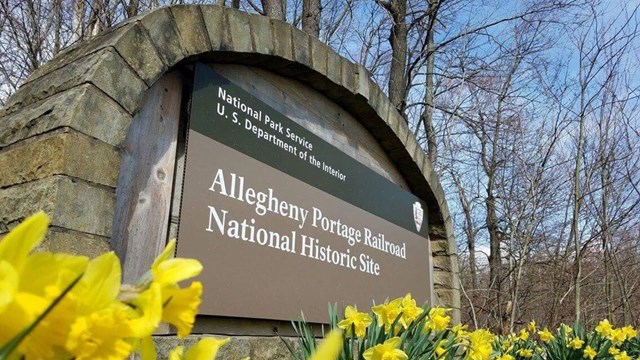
[176,64,432,323]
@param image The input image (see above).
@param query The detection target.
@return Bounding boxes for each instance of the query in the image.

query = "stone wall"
[0,4,460,357]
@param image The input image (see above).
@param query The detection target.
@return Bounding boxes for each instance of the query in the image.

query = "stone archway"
[0,5,459,319]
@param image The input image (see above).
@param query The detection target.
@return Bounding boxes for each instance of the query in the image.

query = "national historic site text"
[206,168,407,277]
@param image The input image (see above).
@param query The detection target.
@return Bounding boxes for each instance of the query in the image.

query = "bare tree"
[301,0,320,37]
[261,0,286,20]
[376,0,407,115]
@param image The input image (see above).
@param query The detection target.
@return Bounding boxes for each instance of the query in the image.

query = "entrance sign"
[176,63,432,323]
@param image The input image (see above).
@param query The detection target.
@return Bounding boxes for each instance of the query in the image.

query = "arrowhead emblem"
[413,201,424,232]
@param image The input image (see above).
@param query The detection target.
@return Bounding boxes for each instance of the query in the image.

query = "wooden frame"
[112,72,184,283]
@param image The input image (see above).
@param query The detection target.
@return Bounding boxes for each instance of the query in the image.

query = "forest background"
[1,0,639,334]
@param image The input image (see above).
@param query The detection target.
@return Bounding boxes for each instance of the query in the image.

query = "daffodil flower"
[151,240,203,288]
[538,328,554,343]
[527,320,537,333]
[338,305,372,338]
[583,345,597,360]
[464,329,493,360]
[425,307,451,332]
[310,330,343,360]
[66,252,135,360]
[517,349,533,358]
[169,338,230,360]
[399,293,423,329]
[363,337,407,360]
[434,339,448,359]
[496,354,515,360]
[129,283,163,338]
[614,351,631,360]
[0,212,89,359]
[372,298,402,333]
[621,325,637,339]
[569,337,584,350]
[162,281,203,338]
[596,319,614,338]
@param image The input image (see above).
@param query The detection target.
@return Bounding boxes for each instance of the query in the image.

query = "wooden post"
[111,72,183,284]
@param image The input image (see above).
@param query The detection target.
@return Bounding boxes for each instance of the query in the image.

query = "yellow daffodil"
[0,260,17,311]
[621,325,637,339]
[465,329,494,360]
[583,346,597,360]
[519,329,530,341]
[151,240,202,287]
[610,328,626,343]
[20,252,87,299]
[0,212,49,269]
[399,293,424,329]
[434,340,448,359]
[139,336,158,360]
[496,354,515,360]
[538,328,554,343]
[310,330,343,360]
[372,298,402,333]
[517,349,534,358]
[569,337,584,350]
[162,281,203,338]
[453,324,469,336]
[0,212,88,359]
[614,351,632,360]
[596,319,614,338]
[65,252,136,360]
[338,305,372,338]
[129,283,163,338]
[66,305,133,360]
[143,239,205,339]
[1,291,77,359]
[425,307,451,332]
[363,337,407,360]
[0,214,209,360]
[527,320,537,333]
[169,338,230,360]
[501,339,512,352]
[609,347,621,355]
[0,212,50,314]
[72,252,121,315]
[146,240,205,339]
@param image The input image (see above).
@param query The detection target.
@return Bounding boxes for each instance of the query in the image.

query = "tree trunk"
[571,102,585,324]
[72,0,85,41]
[600,144,614,320]
[126,0,139,18]
[421,0,438,163]
[261,0,286,21]
[379,0,407,116]
[455,179,477,290]
[302,0,321,37]
[52,0,62,54]
[86,0,102,37]
[486,187,502,330]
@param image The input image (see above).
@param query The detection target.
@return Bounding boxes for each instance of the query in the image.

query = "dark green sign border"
[189,63,428,237]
